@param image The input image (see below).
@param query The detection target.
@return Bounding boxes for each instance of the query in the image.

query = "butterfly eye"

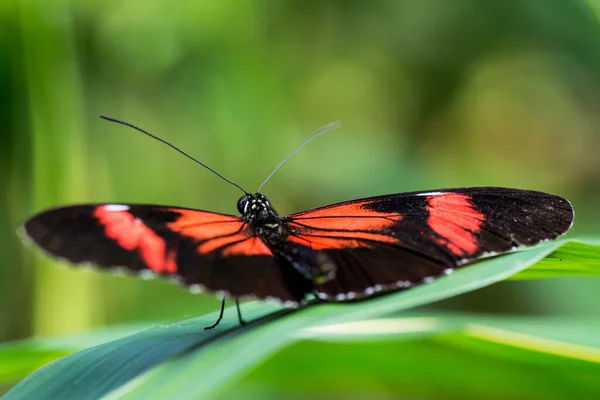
[237,195,251,214]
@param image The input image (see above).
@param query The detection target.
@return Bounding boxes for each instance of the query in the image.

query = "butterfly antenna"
[100,115,249,194]
[257,122,340,193]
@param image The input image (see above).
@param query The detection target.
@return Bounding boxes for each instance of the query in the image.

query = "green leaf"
[301,312,600,352]
[1,302,282,400]
[0,324,155,385]
[3,238,599,400]
[226,316,600,400]
[511,240,600,280]
[0,347,70,386]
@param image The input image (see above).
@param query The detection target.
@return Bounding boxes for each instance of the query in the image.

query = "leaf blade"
[4,239,599,400]
[510,240,600,280]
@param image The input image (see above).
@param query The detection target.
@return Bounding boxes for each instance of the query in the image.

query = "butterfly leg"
[235,299,246,326]
[204,299,226,331]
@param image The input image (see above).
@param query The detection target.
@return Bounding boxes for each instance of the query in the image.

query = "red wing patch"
[223,236,272,256]
[168,209,242,240]
[197,234,248,253]
[288,201,402,250]
[291,201,402,227]
[288,236,364,250]
[426,193,485,256]
[194,232,272,256]
[94,205,177,273]
[166,209,272,256]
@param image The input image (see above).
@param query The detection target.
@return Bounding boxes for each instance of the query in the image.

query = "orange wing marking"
[94,206,176,273]
[222,236,272,256]
[197,235,272,256]
[293,202,401,227]
[290,202,402,249]
[197,234,248,254]
[289,235,365,250]
[168,209,242,240]
[426,193,484,256]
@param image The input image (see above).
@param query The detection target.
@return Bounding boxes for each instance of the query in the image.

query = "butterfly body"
[238,194,287,244]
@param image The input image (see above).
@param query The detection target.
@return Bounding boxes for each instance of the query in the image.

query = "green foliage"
[2,239,599,399]
[512,240,600,280]
[232,318,600,400]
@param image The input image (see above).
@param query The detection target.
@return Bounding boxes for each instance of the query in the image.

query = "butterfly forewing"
[286,187,573,299]
[23,204,304,305]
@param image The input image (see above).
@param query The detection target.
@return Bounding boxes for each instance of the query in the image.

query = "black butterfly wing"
[22,188,574,305]
[22,204,305,305]
[285,187,574,300]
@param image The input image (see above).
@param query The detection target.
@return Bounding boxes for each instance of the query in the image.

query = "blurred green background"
[1,0,600,359]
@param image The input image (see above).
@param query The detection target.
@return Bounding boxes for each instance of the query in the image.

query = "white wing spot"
[139,270,156,280]
[104,204,130,212]
[283,300,300,308]
[189,284,203,294]
[423,276,435,283]
[443,268,454,275]
[113,267,128,277]
[335,293,347,301]
[416,191,445,197]
[364,287,376,295]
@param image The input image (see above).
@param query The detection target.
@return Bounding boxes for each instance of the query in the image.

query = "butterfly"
[21,116,575,329]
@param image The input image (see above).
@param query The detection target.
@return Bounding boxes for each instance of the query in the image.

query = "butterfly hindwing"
[23,204,304,305]
[285,187,574,299]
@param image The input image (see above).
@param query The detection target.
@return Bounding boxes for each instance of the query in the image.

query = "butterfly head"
[237,193,278,223]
